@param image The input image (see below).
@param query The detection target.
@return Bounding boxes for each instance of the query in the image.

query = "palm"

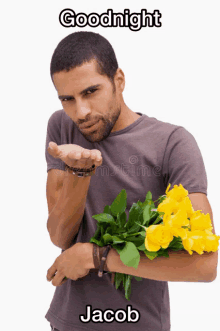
[48,142,102,169]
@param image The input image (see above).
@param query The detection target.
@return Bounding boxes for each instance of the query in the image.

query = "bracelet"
[65,164,96,177]
[93,244,109,271]
[93,244,115,284]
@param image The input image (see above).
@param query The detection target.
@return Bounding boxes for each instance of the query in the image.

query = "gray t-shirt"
[45,110,207,331]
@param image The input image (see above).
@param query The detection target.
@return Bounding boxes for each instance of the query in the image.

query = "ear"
[114,68,125,93]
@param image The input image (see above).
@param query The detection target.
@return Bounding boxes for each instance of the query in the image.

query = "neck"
[111,101,140,133]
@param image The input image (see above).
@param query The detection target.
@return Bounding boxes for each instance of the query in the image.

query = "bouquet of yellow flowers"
[89,184,220,300]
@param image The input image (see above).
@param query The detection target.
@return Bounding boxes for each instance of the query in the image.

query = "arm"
[46,142,103,251]
[105,247,215,282]
[85,193,218,282]
[47,168,92,250]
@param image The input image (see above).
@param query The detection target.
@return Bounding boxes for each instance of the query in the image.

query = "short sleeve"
[162,127,207,195]
[45,110,66,173]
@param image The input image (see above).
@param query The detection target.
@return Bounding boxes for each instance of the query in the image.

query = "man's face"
[53,60,121,143]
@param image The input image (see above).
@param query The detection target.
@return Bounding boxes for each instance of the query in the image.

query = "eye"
[85,88,97,96]
[61,97,74,102]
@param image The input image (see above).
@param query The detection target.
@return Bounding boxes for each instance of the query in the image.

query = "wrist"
[90,243,116,284]
[65,164,96,177]
[83,242,96,269]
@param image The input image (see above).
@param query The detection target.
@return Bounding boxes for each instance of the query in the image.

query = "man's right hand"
[47,142,103,169]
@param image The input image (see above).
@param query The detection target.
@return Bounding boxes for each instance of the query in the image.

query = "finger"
[90,151,102,167]
[68,149,82,160]
[90,149,102,161]
[59,277,68,286]
[51,272,67,287]
[95,157,103,167]
[46,263,57,282]
[81,149,91,159]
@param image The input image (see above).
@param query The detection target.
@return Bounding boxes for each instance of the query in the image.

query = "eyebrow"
[58,84,101,100]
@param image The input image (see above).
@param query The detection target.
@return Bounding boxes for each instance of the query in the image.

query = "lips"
[80,119,99,130]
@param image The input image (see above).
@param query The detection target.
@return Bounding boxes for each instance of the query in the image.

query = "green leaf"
[139,230,147,237]
[123,273,127,290]
[121,232,128,239]
[110,189,127,216]
[126,203,143,230]
[168,236,184,250]
[134,276,142,281]
[142,199,155,209]
[145,191,152,201]
[91,224,102,240]
[92,213,115,224]
[101,225,105,238]
[112,235,125,244]
[157,195,167,204]
[89,238,104,246]
[157,249,170,258]
[151,215,163,225]
[150,211,158,219]
[143,205,151,226]
[137,242,146,251]
[127,223,141,234]
[119,242,140,269]
[104,205,112,215]
[104,225,112,236]
[115,272,124,289]
[102,233,113,244]
[136,200,143,208]
[143,250,158,260]
[112,243,126,256]
[127,213,144,234]
[117,211,127,228]
[126,231,143,237]
[125,235,144,247]
[124,274,132,301]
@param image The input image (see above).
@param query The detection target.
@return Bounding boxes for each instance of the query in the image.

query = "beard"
[80,105,121,143]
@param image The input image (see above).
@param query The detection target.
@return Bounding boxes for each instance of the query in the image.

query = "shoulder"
[47,109,64,127]
[146,115,197,143]
[46,109,76,136]
[144,115,182,137]
[47,109,77,131]
[143,115,193,150]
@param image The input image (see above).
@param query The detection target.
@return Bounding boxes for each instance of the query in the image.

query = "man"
[45,31,218,331]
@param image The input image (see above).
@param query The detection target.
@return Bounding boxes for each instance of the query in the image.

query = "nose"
[75,99,91,122]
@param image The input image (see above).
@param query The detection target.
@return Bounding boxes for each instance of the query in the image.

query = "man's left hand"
[46,242,94,286]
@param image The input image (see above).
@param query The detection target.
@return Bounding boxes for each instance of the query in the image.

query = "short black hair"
[50,31,119,86]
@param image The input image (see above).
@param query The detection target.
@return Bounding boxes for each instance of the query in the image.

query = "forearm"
[106,248,217,282]
[47,171,92,250]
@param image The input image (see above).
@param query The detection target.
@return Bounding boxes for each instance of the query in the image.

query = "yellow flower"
[165,183,171,195]
[163,209,189,240]
[182,230,206,255]
[145,224,173,252]
[157,196,179,215]
[190,210,213,232]
[203,233,220,252]
[152,183,220,255]
[166,183,188,202]
[177,196,194,218]
[170,227,188,240]
[163,209,189,228]
[204,229,214,236]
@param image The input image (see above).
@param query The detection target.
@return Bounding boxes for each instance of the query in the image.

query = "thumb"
[48,142,60,158]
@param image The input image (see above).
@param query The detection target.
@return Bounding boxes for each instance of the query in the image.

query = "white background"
[1,1,219,330]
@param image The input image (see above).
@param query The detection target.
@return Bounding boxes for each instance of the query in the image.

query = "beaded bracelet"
[65,164,96,177]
